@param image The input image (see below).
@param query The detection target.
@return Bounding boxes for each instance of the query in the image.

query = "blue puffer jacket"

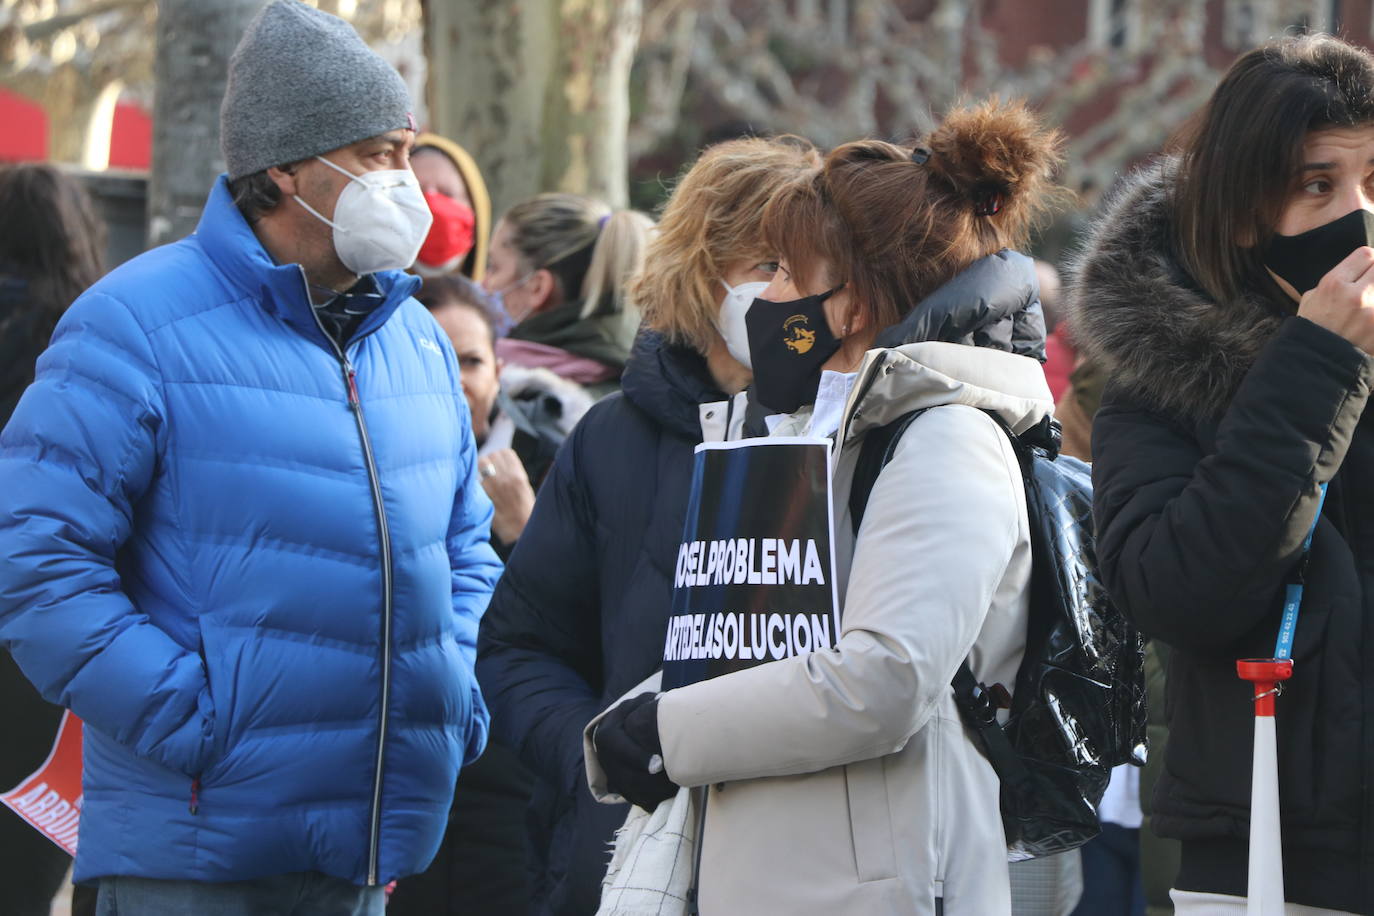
[0,177,501,887]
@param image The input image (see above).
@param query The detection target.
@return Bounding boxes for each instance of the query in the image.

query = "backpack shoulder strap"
[850,404,1042,803]
[849,406,1044,535]
[848,408,928,537]
[950,662,1036,796]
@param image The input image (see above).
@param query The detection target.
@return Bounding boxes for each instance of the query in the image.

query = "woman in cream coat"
[588,101,1064,915]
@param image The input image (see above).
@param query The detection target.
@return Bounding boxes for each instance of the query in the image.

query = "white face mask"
[294,156,433,276]
[716,278,768,369]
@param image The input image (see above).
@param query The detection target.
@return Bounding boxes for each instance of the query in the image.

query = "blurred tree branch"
[626,0,1317,205]
[1,0,419,169]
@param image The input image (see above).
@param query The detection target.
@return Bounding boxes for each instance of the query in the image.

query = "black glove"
[593,692,678,810]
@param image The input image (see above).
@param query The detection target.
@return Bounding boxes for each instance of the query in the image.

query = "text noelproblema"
[673,537,827,590]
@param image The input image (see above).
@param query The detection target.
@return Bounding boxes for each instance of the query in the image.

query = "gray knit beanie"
[220,0,413,180]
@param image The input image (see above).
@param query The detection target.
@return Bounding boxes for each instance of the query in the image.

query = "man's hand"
[478,449,536,545]
[1298,246,1374,355]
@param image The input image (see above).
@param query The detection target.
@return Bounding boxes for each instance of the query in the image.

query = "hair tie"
[909,147,931,164]
[972,184,1005,217]
[597,213,611,231]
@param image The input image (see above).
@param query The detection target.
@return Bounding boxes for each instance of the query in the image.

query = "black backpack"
[849,407,1147,861]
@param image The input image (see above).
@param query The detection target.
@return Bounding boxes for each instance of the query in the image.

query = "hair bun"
[925,98,1063,210]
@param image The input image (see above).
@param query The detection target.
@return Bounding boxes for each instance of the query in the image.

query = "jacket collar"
[507,300,637,371]
[1065,159,1289,421]
[621,329,729,440]
[194,176,420,352]
[836,341,1054,447]
[875,248,1047,361]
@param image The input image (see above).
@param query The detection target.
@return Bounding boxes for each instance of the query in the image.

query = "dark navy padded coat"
[0,177,501,886]
[476,332,728,914]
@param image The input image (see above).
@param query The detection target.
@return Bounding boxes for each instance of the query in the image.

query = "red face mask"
[415,190,476,275]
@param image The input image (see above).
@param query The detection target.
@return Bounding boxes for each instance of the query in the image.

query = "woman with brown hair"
[0,164,105,422]
[0,163,105,916]
[1070,34,1374,914]
[587,100,1062,914]
[476,135,819,915]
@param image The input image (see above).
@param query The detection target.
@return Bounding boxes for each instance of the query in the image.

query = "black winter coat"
[476,330,729,915]
[0,271,75,915]
[1070,162,1374,914]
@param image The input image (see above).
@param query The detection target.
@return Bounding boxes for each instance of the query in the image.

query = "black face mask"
[745,285,844,414]
[1264,208,1374,295]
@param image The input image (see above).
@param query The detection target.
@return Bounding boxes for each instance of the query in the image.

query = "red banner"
[1,710,83,855]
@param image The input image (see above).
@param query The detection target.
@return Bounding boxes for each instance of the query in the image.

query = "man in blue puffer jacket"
[0,3,500,913]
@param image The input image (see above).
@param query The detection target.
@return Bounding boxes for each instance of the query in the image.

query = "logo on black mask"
[783,315,816,354]
[746,286,844,413]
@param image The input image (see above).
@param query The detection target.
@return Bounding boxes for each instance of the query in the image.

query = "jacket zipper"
[305,275,394,886]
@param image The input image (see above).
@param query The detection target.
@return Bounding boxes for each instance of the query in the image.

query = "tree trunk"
[39,69,123,169]
[540,0,641,208]
[424,0,640,216]
[147,0,266,248]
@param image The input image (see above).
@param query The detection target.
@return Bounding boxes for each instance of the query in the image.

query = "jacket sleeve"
[0,292,214,776]
[656,405,1024,786]
[476,419,605,792]
[1092,317,1373,651]
[446,403,502,765]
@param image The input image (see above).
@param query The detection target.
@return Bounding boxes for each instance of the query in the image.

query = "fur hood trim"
[498,363,596,438]
[1065,160,1287,422]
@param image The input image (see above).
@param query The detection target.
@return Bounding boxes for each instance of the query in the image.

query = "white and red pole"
[1236,658,1292,916]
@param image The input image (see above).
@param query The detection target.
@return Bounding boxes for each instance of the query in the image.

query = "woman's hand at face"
[479,448,536,545]
[1297,245,1374,355]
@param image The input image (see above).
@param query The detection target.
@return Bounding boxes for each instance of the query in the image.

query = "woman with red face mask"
[410,132,492,283]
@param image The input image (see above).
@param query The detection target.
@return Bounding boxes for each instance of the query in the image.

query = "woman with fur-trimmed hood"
[1070,35,1374,915]
[586,101,1061,915]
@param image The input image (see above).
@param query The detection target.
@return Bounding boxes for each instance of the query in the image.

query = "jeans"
[1070,823,1146,916]
[96,872,384,916]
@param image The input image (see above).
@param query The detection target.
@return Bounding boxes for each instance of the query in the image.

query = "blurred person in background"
[484,192,653,395]
[0,163,106,916]
[418,276,595,557]
[476,135,819,915]
[1071,34,1374,914]
[391,273,593,915]
[0,4,500,914]
[410,133,491,284]
[390,276,577,911]
[1069,761,1147,916]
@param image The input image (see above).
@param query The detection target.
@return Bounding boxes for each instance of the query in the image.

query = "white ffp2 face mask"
[293,156,433,276]
[716,279,769,369]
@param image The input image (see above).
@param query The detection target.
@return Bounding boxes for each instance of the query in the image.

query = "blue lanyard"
[1274,483,1329,661]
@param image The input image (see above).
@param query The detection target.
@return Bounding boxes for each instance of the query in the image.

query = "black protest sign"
[662,437,840,690]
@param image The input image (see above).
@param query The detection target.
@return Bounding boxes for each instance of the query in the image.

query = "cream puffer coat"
[591,340,1053,915]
